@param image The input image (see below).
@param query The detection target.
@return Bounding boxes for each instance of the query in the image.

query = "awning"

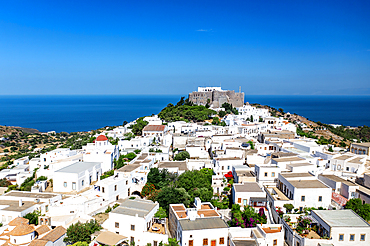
[95,231,127,246]
[250,197,267,202]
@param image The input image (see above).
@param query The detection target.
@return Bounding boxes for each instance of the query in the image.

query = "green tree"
[141,183,157,197]
[283,203,294,213]
[130,117,149,136]
[164,238,180,246]
[64,220,101,244]
[154,207,167,219]
[247,140,254,150]
[174,151,190,161]
[345,198,370,221]
[24,210,41,225]
[147,168,177,189]
[156,187,191,213]
[0,178,11,187]
[218,111,227,118]
[36,176,48,181]
[176,97,185,106]
[176,169,213,202]
[158,101,216,122]
[72,242,89,246]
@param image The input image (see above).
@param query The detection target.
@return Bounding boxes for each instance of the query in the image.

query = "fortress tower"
[188,86,244,108]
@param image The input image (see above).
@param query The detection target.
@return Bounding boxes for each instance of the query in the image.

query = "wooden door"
[211,240,216,246]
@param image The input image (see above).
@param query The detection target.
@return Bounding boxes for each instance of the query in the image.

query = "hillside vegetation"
[158,97,216,122]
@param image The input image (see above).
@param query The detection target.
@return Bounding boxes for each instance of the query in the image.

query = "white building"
[277,173,332,210]
[142,125,168,142]
[228,224,284,246]
[232,182,266,208]
[0,191,62,225]
[93,172,130,203]
[102,198,168,246]
[213,157,244,176]
[83,135,120,173]
[169,198,229,246]
[53,162,102,192]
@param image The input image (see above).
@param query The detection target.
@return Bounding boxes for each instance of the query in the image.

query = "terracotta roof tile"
[8,217,29,226]
[28,239,48,246]
[143,125,166,132]
[40,226,66,242]
[9,224,35,236]
[35,225,50,236]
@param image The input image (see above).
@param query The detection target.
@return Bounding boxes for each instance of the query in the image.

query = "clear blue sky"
[0,0,369,95]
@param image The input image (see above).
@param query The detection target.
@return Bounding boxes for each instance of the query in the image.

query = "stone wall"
[189,89,244,107]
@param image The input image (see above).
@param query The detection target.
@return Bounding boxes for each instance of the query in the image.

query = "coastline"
[0,95,370,133]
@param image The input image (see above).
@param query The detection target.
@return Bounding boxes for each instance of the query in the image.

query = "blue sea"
[0,95,369,133]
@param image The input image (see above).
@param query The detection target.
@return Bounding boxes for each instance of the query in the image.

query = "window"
[72,182,76,190]
[264,172,268,177]
[238,198,241,203]
[131,225,135,231]
[82,180,84,186]
[318,196,322,202]
[153,241,158,246]
[189,240,193,246]
[219,237,224,244]
[301,196,305,202]
[361,234,365,241]
[46,205,49,212]
[273,239,277,246]
[130,237,134,243]
[116,232,119,234]
[114,185,117,191]
[350,234,355,241]
[102,187,105,193]
[339,234,344,241]
[203,238,208,245]
[271,172,275,177]
[63,182,67,187]
[126,180,128,185]
[115,222,119,228]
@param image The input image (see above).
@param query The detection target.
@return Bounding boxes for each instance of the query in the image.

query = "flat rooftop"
[348,157,363,164]
[117,164,141,172]
[0,200,36,212]
[234,183,263,193]
[272,157,304,162]
[289,180,328,189]
[333,155,353,161]
[281,172,313,179]
[232,241,257,246]
[313,209,370,227]
[55,162,100,174]
[3,191,59,199]
[112,198,157,218]
[158,161,188,171]
[179,217,228,231]
[287,163,314,167]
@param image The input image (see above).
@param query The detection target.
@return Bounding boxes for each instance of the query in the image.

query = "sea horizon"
[1,94,370,133]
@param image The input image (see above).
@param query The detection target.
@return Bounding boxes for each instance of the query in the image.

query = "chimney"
[19,199,22,207]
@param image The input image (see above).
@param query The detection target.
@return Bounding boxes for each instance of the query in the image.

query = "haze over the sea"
[1,95,369,133]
